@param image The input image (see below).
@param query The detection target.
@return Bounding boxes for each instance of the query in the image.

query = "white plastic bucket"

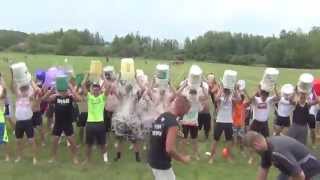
[156,64,170,89]
[237,80,246,91]
[298,73,314,93]
[260,68,279,92]
[156,64,170,80]
[222,70,237,90]
[281,84,294,98]
[10,62,31,87]
[89,60,102,82]
[188,65,203,88]
[120,58,135,81]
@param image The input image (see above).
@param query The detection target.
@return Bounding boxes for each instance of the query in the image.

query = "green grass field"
[0,52,319,180]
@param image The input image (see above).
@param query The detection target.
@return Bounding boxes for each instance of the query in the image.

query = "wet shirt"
[216,96,233,123]
[148,112,179,170]
[54,95,74,124]
[292,103,310,126]
[260,136,320,178]
[252,96,274,122]
[277,97,295,117]
[233,101,246,127]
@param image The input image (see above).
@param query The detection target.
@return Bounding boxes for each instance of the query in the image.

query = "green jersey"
[87,93,106,123]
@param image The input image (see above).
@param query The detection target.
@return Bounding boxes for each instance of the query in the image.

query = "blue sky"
[1,0,319,42]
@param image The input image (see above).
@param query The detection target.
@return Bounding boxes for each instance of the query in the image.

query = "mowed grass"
[0,52,319,180]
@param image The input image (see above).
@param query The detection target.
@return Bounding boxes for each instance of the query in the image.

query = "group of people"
[1,63,320,180]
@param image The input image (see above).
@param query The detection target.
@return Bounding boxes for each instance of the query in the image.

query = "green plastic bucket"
[56,75,68,91]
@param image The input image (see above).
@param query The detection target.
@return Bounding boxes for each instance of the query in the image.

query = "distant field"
[0,52,319,180]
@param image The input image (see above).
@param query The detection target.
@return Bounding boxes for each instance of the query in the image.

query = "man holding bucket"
[43,75,81,165]
[10,62,38,165]
[81,77,111,164]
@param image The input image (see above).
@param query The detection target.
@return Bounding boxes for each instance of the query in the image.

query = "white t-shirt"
[15,88,33,121]
[15,97,33,120]
[277,97,294,117]
[252,96,274,122]
[182,101,202,126]
[216,96,233,123]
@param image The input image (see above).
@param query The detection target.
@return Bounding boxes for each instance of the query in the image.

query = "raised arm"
[272,84,281,102]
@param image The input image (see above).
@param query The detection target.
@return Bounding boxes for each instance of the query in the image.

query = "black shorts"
[46,103,54,118]
[274,116,291,127]
[52,122,74,137]
[15,120,34,139]
[86,122,106,145]
[182,125,198,139]
[309,114,316,129]
[213,122,233,141]
[72,103,80,123]
[32,111,43,127]
[317,111,320,122]
[250,120,269,137]
[104,110,113,132]
[77,112,88,127]
[4,104,10,116]
[198,113,211,132]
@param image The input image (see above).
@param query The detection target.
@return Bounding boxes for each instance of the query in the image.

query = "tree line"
[1,27,320,68]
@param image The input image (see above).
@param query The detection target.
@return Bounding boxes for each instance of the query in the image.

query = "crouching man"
[244,131,320,180]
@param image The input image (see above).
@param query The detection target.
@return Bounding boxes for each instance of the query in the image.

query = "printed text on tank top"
[253,96,273,122]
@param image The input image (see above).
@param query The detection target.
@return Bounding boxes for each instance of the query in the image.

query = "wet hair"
[175,94,191,114]
[243,131,264,148]
[189,89,197,95]
[20,85,30,92]
[260,90,269,97]
[240,94,245,101]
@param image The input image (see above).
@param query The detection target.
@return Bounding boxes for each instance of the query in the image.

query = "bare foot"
[33,158,37,165]
[73,158,79,165]
[15,157,21,163]
[48,158,56,164]
[4,155,10,162]
[208,158,214,164]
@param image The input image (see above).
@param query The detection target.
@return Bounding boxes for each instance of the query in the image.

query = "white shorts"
[151,168,176,180]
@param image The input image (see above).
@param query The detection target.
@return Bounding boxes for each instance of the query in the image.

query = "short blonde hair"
[243,131,265,148]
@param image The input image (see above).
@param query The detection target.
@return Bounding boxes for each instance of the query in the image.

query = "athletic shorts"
[104,110,113,132]
[317,111,320,122]
[32,111,43,127]
[151,168,176,180]
[86,122,106,145]
[4,104,11,118]
[288,123,308,145]
[182,125,198,139]
[15,120,34,139]
[52,122,74,137]
[198,113,211,132]
[77,112,88,127]
[46,103,54,118]
[213,122,233,141]
[274,116,291,127]
[233,127,245,137]
[72,103,79,123]
[250,120,269,137]
[0,123,9,144]
[309,114,316,129]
